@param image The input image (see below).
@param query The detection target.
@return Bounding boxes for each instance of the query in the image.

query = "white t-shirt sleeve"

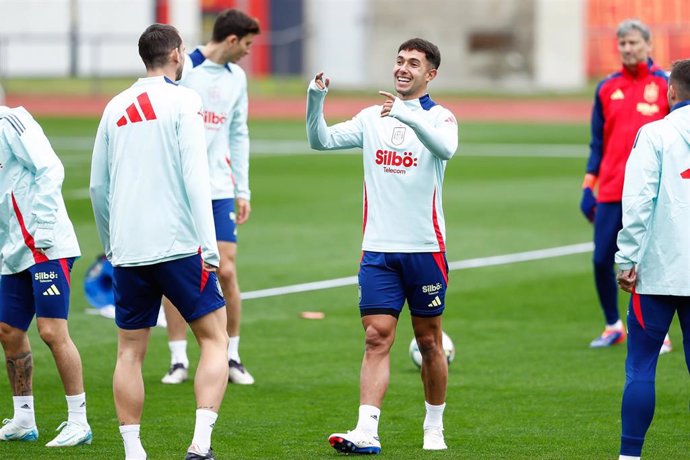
[228,69,250,201]
[389,99,458,160]
[8,108,64,248]
[306,80,363,150]
[89,113,112,258]
[177,91,220,267]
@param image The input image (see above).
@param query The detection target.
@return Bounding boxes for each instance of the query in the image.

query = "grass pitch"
[0,118,687,459]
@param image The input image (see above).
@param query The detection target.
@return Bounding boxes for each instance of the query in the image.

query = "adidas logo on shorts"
[428,296,442,308]
[42,284,61,296]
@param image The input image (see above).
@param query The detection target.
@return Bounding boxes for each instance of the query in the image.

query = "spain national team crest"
[644,82,659,103]
[391,126,406,146]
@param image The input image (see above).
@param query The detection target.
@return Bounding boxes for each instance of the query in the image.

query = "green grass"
[1,76,598,100]
[1,118,687,459]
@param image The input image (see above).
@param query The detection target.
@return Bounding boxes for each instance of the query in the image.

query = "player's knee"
[364,324,394,351]
[37,323,65,347]
[217,262,237,285]
[416,334,442,357]
[0,323,25,347]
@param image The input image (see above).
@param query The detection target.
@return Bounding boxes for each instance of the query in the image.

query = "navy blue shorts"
[213,199,237,243]
[358,251,449,318]
[113,254,225,330]
[0,258,75,331]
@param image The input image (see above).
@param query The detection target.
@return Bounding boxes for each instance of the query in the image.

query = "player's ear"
[426,67,437,83]
[226,34,239,47]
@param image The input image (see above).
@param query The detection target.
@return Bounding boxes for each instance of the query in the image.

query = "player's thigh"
[358,251,405,318]
[30,258,75,321]
[213,199,238,244]
[113,265,161,330]
[401,252,448,318]
[675,298,690,340]
[156,254,225,323]
[0,270,35,331]
[593,202,622,264]
[626,293,676,374]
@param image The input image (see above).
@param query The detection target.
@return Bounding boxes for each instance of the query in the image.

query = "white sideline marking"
[241,242,593,300]
[52,137,584,159]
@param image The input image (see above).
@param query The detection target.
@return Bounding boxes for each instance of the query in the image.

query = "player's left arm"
[9,108,65,250]
[229,70,251,224]
[89,114,112,258]
[380,91,458,160]
[178,92,220,268]
[615,126,661,282]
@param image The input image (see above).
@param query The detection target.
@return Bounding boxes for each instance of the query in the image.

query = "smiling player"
[306,38,458,454]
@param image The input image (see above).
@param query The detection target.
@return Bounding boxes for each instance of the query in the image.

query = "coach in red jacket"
[581,19,670,349]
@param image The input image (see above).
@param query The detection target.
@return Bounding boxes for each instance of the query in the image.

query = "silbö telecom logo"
[375,149,418,175]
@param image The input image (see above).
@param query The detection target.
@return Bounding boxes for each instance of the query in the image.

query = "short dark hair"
[212,9,261,42]
[670,59,690,101]
[138,24,182,70]
[398,38,441,70]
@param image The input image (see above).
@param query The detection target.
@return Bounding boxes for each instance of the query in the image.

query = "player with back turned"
[580,19,671,350]
[307,37,458,454]
[90,24,228,460]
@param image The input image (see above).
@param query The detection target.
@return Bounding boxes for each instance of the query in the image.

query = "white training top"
[90,76,219,267]
[179,48,251,201]
[0,106,81,274]
[306,80,459,252]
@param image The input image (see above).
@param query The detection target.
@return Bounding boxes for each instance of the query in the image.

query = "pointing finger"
[378,90,395,100]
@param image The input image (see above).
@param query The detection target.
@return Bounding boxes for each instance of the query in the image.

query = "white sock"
[120,424,146,460]
[619,456,640,460]
[66,393,88,426]
[191,409,218,454]
[423,401,445,430]
[169,340,189,367]
[606,319,624,330]
[227,336,240,362]
[13,396,35,428]
[355,405,380,436]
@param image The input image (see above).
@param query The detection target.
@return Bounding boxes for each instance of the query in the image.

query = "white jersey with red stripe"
[306,81,458,252]
[0,105,80,275]
[90,76,219,267]
[179,48,250,201]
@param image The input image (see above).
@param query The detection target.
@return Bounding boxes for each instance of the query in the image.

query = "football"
[409,331,455,368]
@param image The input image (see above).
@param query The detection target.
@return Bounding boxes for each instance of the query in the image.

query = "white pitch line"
[241,242,593,300]
[51,136,585,158]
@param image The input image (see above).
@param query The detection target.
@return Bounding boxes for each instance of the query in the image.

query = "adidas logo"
[42,284,61,296]
[80,402,86,408]
[370,415,378,421]
[428,296,442,308]
[116,92,158,127]
[611,89,624,100]
[20,404,30,409]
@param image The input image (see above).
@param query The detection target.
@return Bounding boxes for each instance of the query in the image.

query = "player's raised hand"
[379,91,396,117]
[314,72,330,90]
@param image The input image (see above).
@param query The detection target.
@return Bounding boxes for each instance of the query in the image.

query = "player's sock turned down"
[120,424,146,459]
[13,396,35,428]
[169,340,189,367]
[423,401,445,429]
[355,405,380,436]
[192,409,218,454]
[66,392,88,426]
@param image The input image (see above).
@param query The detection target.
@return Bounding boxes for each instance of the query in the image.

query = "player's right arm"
[6,108,69,251]
[89,113,112,258]
[177,92,220,268]
[306,73,363,150]
[615,126,660,272]
[581,83,605,222]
